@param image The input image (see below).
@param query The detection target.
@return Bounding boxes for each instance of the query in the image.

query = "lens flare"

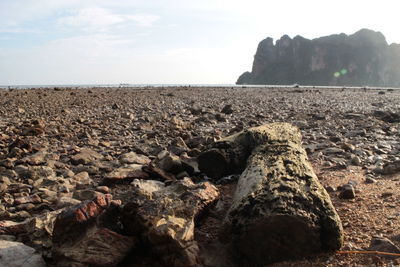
[334,68,348,78]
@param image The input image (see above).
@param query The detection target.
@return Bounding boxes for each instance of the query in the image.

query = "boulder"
[52,194,137,266]
[122,178,219,266]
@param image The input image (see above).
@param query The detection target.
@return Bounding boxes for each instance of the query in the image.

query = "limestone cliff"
[237,29,400,87]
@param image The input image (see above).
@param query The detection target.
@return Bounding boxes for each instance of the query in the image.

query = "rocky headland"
[1,86,400,266]
[237,29,400,87]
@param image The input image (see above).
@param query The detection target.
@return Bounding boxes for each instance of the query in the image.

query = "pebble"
[339,184,356,199]
[0,86,399,265]
[365,177,377,184]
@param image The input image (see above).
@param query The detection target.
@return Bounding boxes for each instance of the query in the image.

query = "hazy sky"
[0,0,399,85]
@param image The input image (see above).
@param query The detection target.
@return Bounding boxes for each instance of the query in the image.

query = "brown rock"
[104,166,149,184]
[21,119,45,136]
[14,194,41,205]
[70,148,103,165]
[122,178,219,266]
[52,194,136,266]
[22,151,48,165]
[71,171,91,185]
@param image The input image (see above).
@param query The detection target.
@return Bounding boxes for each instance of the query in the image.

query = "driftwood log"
[198,123,343,265]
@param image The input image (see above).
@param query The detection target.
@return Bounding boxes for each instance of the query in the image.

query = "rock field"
[0,86,400,266]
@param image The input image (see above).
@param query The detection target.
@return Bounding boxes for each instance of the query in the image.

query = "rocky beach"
[1,86,400,266]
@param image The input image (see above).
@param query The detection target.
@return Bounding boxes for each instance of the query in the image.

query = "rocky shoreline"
[1,86,400,266]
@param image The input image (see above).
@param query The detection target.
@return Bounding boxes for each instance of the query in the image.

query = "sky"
[0,0,399,85]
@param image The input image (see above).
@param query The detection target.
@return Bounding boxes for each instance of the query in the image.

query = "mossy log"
[198,123,343,265]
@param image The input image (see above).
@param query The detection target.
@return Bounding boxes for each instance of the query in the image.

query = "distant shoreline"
[0,84,399,90]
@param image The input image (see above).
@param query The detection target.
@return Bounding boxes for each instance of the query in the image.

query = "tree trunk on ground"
[198,123,302,180]
[198,123,343,265]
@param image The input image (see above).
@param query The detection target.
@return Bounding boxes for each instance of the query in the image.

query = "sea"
[0,84,398,90]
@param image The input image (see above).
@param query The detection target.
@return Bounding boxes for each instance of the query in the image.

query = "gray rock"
[158,154,184,174]
[381,160,400,175]
[0,240,46,267]
[0,235,16,241]
[120,152,150,165]
[368,236,400,259]
[104,165,149,184]
[95,186,110,194]
[350,155,362,166]
[0,182,8,194]
[73,189,103,201]
[56,197,81,209]
[71,171,91,185]
[131,179,165,196]
[365,177,377,184]
[322,147,345,155]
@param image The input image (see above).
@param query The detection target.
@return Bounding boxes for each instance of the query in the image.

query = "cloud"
[127,14,160,27]
[0,27,42,34]
[42,33,134,60]
[0,0,82,29]
[58,7,123,31]
[58,7,160,32]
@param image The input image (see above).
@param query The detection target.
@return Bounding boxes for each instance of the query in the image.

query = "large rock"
[0,240,46,267]
[52,194,137,266]
[122,178,219,266]
[199,123,343,265]
[237,29,400,87]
